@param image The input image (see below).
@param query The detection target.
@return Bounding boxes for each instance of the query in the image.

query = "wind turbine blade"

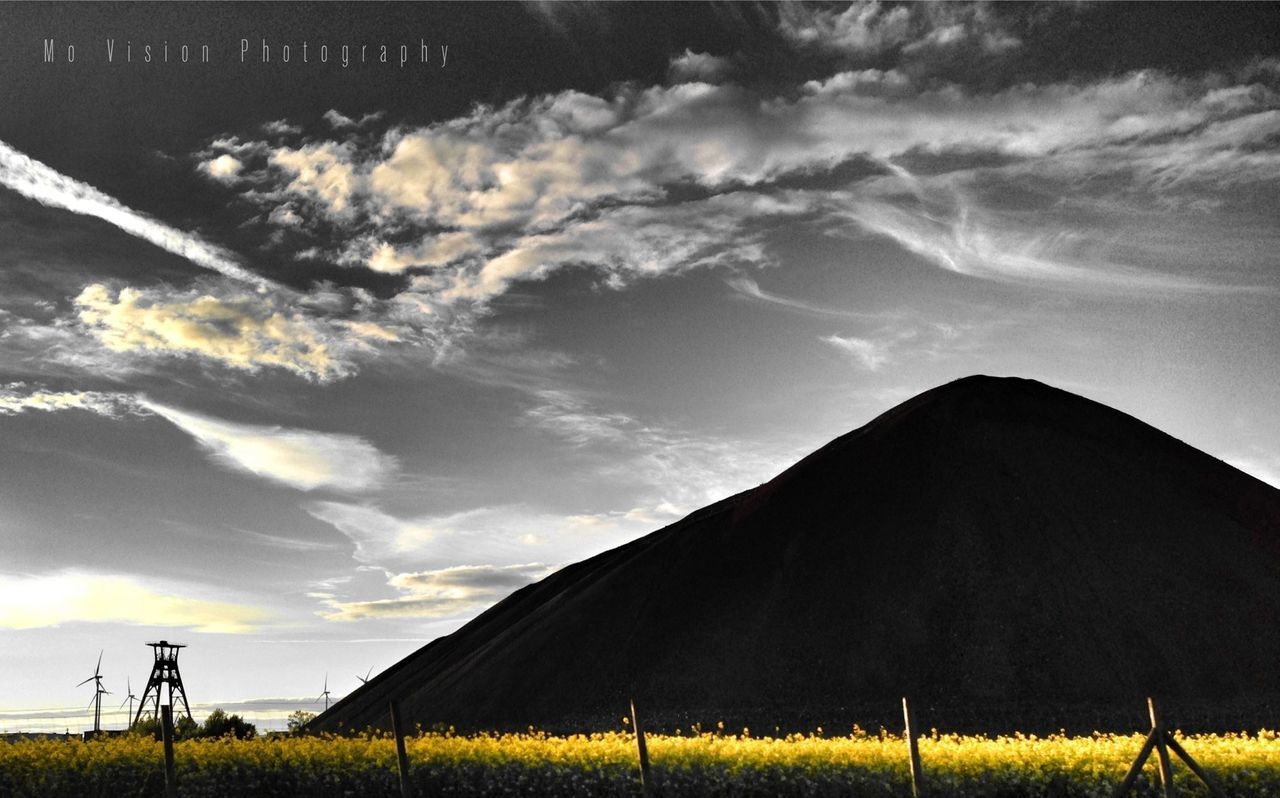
[95,650,102,676]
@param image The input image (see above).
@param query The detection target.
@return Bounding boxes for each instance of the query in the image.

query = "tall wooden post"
[160,704,178,798]
[902,697,924,798]
[630,698,652,796]
[389,699,414,798]
[1148,698,1176,798]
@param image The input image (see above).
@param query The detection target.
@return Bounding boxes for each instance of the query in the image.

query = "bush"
[200,709,257,740]
[287,710,317,736]
[130,708,255,740]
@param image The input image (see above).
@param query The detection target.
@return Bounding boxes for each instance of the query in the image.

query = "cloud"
[364,231,484,274]
[822,334,893,371]
[323,109,384,130]
[269,141,359,214]
[0,139,270,287]
[777,2,1020,61]
[303,502,592,566]
[202,154,243,182]
[74,283,350,381]
[208,63,1280,311]
[0,387,398,493]
[0,571,268,633]
[323,109,357,129]
[0,385,138,417]
[304,391,799,619]
[320,563,555,621]
[142,401,396,492]
[522,389,796,515]
[437,194,797,303]
[777,1,912,55]
[727,276,884,319]
[262,119,303,136]
[836,169,1266,293]
[669,50,733,84]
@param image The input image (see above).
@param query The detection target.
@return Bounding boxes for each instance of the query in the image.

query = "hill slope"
[315,376,1280,733]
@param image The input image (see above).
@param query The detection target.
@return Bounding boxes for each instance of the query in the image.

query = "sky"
[1,2,1278,731]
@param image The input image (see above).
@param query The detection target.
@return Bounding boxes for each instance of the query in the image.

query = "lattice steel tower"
[133,641,192,726]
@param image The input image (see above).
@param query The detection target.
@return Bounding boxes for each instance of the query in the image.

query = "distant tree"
[130,716,160,738]
[201,708,257,739]
[287,710,317,735]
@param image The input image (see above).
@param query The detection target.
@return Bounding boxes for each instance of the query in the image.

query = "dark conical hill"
[315,376,1280,733]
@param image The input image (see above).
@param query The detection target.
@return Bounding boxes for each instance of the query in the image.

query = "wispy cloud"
[727,276,885,319]
[0,139,270,288]
[142,402,397,493]
[303,502,626,568]
[0,571,268,633]
[522,389,796,515]
[203,61,1280,316]
[320,563,556,621]
[821,333,894,371]
[837,176,1257,293]
[302,390,799,621]
[0,387,398,493]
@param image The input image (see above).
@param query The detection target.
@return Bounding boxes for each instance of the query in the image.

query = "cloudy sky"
[1,2,1278,728]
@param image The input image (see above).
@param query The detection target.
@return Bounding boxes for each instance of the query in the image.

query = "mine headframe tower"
[133,640,192,726]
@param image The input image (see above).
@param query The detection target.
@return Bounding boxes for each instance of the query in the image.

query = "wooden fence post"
[630,697,652,796]
[1148,698,1177,798]
[1114,698,1224,798]
[389,699,414,798]
[902,697,924,798]
[160,704,178,798]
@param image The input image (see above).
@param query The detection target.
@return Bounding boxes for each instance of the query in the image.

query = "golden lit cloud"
[0,572,268,633]
[74,283,348,381]
[202,154,244,181]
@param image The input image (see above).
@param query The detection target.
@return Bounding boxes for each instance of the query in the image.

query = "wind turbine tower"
[119,677,139,727]
[77,651,110,734]
[318,674,333,712]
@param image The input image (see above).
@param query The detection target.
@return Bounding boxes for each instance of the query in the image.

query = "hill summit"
[316,376,1280,733]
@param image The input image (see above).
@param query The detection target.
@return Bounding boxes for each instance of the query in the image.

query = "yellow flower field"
[3,728,1279,796]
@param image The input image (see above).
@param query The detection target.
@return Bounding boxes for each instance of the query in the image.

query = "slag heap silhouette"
[317,376,1280,733]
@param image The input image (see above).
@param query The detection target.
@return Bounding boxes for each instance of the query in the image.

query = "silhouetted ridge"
[316,376,1280,734]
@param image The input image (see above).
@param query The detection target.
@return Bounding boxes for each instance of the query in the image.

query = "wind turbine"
[356,667,373,685]
[119,677,139,727]
[317,673,333,712]
[77,651,110,734]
